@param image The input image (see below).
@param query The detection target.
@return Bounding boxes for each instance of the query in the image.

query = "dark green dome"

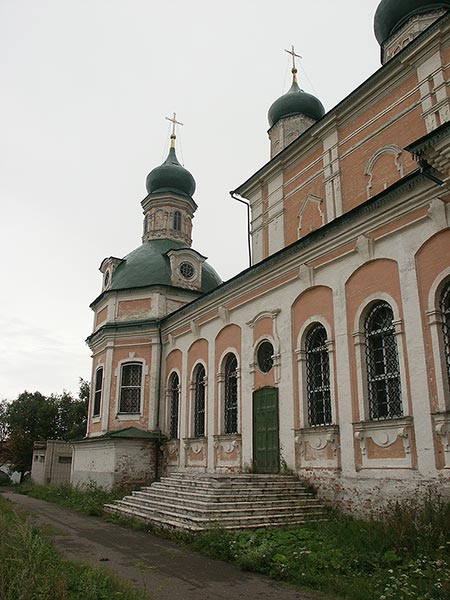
[374,0,450,44]
[109,239,221,293]
[146,147,196,197]
[268,81,325,128]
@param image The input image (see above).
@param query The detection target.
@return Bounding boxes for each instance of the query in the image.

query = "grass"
[186,495,450,600]
[17,482,450,600]
[0,495,150,600]
[17,481,135,516]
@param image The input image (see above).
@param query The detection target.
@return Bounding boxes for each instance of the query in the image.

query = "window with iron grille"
[119,362,142,413]
[193,365,206,437]
[224,354,238,434]
[173,210,182,231]
[169,372,180,439]
[305,324,332,426]
[93,367,103,417]
[441,281,450,388]
[365,302,402,420]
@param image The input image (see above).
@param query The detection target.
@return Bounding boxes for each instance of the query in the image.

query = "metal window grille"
[365,302,402,420]
[305,324,332,426]
[93,367,103,417]
[169,373,180,439]
[441,282,450,387]
[173,211,182,231]
[193,365,206,437]
[224,354,238,434]
[257,341,274,373]
[119,363,142,413]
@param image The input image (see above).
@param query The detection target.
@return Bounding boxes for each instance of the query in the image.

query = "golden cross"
[284,45,302,71]
[165,112,184,138]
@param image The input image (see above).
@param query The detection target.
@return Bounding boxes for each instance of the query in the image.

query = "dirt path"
[2,491,332,600]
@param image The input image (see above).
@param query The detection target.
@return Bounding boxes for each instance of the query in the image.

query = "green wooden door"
[253,387,280,473]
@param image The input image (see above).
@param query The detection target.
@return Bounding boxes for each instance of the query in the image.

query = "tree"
[0,380,90,478]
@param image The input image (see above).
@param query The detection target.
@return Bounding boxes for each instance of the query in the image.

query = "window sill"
[116,413,142,421]
[353,416,413,433]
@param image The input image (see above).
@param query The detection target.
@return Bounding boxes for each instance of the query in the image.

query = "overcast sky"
[0,0,382,401]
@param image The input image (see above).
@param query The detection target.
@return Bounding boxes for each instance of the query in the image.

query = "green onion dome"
[109,239,222,293]
[268,80,325,128]
[374,0,450,44]
[146,146,196,197]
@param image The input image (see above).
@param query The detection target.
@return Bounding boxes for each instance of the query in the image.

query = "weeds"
[188,495,450,600]
[0,495,148,599]
[18,481,136,516]
[15,482,450,600]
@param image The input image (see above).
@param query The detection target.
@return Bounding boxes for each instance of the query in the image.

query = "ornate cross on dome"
[285,45,302,83]
[166,112,184,148]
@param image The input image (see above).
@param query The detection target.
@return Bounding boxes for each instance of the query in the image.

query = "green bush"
[0,470,11,486]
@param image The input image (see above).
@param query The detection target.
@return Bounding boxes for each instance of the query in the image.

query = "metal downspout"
[230,191,252,267]
[154,319,163,481]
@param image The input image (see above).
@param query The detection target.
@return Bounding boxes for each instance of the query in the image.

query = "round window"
[180,262,195,280]
[257,340,274,373]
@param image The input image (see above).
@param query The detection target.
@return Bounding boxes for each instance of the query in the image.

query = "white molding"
[427,270,450,411]
[352,293,407,422]
[114,357,148,418]
[364,144,404,199]
[217,350,240,435]
[295,316,336,428]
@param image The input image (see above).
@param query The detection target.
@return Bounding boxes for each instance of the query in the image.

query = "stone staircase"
[104,472,328,531]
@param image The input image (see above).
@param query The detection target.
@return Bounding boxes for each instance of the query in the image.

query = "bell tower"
[142,113,197,246]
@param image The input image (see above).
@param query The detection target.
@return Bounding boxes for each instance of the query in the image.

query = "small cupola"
[268,47,325,158]
[374,0,450,63]
[142,114,198,247]
[146,145,196,197]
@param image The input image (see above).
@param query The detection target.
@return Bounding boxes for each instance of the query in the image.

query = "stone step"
[131,490,317,509]
[145,484,313,501]
[151,480,310,493]
[125,495,324,517]
[105,500,327,530]
[104,473,328,531]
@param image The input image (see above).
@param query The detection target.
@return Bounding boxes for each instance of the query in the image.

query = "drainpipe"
[230,191,252,267]
[418,158,445,186]
[154,319,163,481]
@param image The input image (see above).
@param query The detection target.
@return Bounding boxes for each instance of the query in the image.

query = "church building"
[72,0,450,512]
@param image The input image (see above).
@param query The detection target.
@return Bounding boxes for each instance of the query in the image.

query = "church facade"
[72,0,450,512]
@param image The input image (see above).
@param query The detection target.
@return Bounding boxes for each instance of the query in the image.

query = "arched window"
[119,362,142,413]
[193,364,206,437]
[93,367,103,417]
[224,354,238,434]
[173,210,182,231]
[305,324,332,426]
[441,281,450,388]
[168,372,180,439]
[365,302,402,420]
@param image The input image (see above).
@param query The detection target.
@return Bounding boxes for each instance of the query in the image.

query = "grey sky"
[0,0,382,400]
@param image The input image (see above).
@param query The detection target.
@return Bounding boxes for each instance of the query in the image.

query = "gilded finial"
[285,45,302,84]
[165,112,184,148]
